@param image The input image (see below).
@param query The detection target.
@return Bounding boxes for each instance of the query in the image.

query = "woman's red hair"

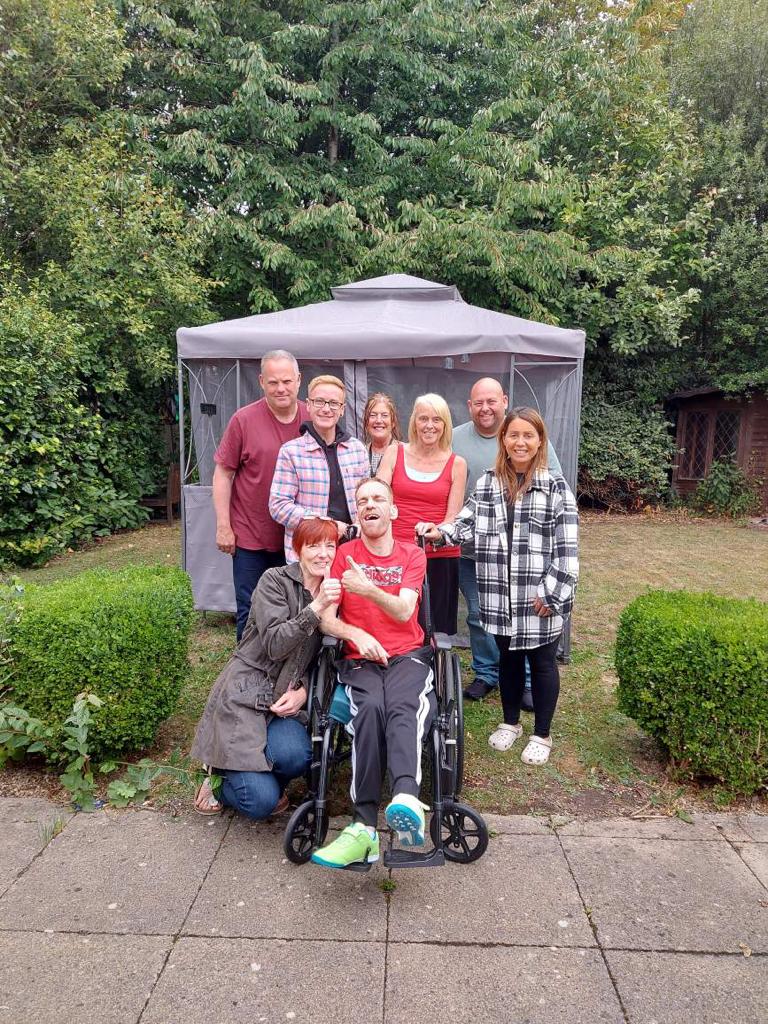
[292,517,338,556]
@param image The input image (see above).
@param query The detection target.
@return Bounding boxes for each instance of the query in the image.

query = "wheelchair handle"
[416,534,434,639]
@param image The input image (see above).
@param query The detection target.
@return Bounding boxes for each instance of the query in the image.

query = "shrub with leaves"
[578,398,677,510]
[0,281,151,566]
[690,459,762,518]
[7,565,194,760]
[616,590,768,796]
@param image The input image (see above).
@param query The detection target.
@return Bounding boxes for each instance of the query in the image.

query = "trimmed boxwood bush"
[8,566,194,760]
[616,590,768,795]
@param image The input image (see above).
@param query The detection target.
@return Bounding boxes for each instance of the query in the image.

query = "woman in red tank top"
[377,393,467,634]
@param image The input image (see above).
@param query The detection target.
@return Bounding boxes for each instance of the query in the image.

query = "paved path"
[1,798,766,1024]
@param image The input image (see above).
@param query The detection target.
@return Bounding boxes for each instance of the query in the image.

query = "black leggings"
[494,635,561,739]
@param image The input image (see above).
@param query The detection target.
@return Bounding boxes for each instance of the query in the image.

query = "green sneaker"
[385,793,429,847]
[311,822,379,869]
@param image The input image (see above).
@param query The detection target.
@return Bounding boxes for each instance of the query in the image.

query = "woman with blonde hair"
[377,393,467,634]
[362,392,401,475]
[417,408,578,765]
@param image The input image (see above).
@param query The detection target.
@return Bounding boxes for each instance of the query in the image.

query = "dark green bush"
[616,590,768,795]
[7,566,194,760]
[690,459,762,518]
[578,398,676,510]
[0,281,150,566]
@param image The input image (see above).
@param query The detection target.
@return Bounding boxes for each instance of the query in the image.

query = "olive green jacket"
[191,563,321,772]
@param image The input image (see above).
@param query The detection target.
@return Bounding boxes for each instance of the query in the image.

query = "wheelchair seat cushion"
[330,684,352,725]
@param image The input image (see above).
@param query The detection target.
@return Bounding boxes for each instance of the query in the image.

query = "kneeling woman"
[192,518,341,817]
[418,408,578,766]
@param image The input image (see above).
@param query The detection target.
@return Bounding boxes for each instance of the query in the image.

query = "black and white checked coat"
[440,469,579,649]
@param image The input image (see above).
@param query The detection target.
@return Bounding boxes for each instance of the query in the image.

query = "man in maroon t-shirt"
[213,350,308,639]
[311,477,437,870]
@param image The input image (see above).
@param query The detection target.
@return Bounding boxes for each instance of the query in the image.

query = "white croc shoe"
[488,723,523,751]
[521,735,552,765]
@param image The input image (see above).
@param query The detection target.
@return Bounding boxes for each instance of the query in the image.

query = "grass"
[7,512,768,815]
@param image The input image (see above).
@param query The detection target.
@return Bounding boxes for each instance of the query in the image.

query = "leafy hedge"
[0,281,151,566]
[7,566,194,760]
[690,460,762,518]
[616,590,768,795]
[578,398,677,510]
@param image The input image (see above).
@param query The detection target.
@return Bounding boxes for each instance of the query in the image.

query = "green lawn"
[8,513,768,814]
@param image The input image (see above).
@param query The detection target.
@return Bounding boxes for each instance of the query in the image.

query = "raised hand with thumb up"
[340,555,374,597]
[310,577,343,615]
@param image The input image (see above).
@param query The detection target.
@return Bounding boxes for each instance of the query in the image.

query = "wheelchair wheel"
[430,802,488,864]
[283,799,329,864]
[445,652,464,798]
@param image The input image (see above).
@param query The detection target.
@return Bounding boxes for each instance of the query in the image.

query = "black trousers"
[494,634,561,739]
[337,649,437,828]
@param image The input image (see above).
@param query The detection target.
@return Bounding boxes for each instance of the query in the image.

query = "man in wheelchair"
[310,476,436,869]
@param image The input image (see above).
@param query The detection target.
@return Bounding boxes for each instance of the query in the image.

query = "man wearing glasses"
[269,375,368,561]
[213,349,307,640]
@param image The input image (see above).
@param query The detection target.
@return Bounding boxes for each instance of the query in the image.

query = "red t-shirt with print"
[330,537,426,659]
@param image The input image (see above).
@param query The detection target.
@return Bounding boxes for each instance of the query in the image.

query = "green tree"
[0,0,213,562]
[669,0,768,391]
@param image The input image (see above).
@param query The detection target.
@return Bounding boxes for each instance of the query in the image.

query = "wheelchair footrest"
[384,847,445,869]
[337,859,375,873]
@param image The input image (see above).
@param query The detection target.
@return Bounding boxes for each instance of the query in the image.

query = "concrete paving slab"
[700,813,757,843]
[388,833,594,946]
[0,808,228,935]
[141,936,385,1024]
[0,798,73,897]
[735,842,768,890]
[739,815,768,842]
[481,812,552,835]
[386,943,624,1023]
[557,814,725,841]
[561,836,768,952]
[607,950,768,1024]
[183,816,387,941]
[0,930,170,1024]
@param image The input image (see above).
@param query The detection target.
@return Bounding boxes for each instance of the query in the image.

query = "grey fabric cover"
[177,273,584,361]
[177,275,584,625]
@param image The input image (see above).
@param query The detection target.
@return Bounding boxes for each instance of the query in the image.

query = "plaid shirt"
[440,469,579,649]
[269,431,369,561]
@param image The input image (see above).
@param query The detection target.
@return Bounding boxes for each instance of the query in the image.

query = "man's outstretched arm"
[340,556,419,623]
[319,603,390,664]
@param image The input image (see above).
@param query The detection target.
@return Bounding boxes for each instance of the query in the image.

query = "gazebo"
[176,274,586,615]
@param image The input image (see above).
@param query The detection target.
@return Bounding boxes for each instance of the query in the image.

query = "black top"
[301,422,352,523]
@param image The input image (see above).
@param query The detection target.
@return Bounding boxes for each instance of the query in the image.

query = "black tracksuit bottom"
[336,648,437,829]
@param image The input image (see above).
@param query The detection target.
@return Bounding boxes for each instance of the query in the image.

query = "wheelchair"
[283,563,489,870]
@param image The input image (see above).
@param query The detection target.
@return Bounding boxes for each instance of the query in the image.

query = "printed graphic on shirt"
[355,562,404,588]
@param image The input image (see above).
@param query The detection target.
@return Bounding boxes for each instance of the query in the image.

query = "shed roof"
[177,274,585,361]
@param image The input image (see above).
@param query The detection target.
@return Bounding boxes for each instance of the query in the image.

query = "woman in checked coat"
[418,407,578,767]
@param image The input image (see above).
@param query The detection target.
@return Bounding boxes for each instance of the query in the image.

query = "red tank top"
[391,444,460,559]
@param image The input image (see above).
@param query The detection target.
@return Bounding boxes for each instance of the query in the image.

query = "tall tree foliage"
[0,0,211,563]
[669,0,768,390]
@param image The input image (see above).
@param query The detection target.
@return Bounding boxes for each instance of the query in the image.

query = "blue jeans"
[219,717,311,820]
[458,557,532,691]
[233,547,285,640]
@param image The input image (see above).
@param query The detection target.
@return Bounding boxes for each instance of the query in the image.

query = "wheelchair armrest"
[322,635,340,649]
[433,632,452,651]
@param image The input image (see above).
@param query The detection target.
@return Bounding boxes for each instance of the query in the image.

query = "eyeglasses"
[308,398,343,411]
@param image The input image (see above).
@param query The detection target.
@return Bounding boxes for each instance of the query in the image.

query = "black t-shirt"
[301,423,351,524]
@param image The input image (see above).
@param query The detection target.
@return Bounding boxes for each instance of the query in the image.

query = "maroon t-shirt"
[215,398,308,551]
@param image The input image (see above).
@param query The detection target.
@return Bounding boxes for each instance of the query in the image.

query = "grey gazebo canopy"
[177,273,585,614]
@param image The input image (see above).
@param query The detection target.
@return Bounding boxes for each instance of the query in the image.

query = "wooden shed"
[668,387,768,510]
